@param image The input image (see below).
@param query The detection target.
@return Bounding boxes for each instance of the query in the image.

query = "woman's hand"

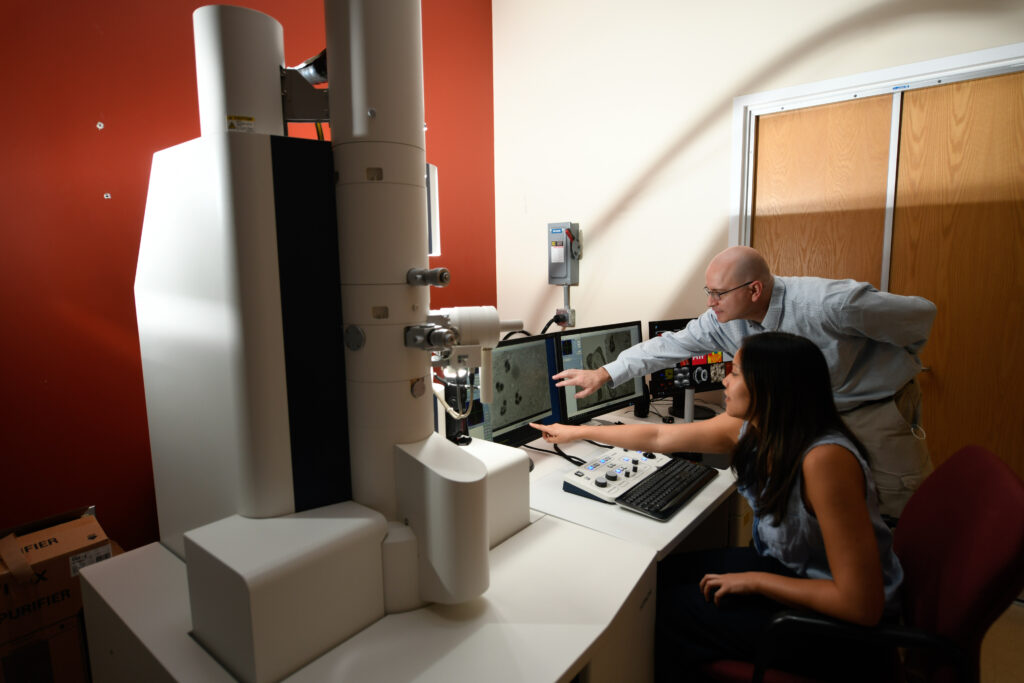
[699,572,764,605]
[529,422,582,444]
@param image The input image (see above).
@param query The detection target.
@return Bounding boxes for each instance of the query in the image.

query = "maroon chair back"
[894,445,1024,683]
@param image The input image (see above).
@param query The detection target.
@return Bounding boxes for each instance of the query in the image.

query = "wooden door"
[749,71,1024,480]
[751,96,893,285]
[890,71,1024,475]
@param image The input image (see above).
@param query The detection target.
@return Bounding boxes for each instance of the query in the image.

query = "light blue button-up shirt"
[603,276,936,411]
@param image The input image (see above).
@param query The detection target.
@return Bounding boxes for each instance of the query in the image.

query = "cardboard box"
[0,614,89,683]
[1,515,112,646]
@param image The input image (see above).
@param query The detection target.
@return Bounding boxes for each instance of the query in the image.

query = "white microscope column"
[325,0,489,604]
[325,0,434,517]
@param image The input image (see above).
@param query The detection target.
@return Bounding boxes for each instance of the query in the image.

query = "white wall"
[492,0,1024,335]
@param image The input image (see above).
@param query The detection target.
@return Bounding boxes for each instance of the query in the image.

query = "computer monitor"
[647,318,729,420]
[648,318,696,400]
[443,333,562,448]
[556,321,645,424]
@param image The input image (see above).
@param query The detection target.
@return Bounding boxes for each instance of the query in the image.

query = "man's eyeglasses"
[703,281,753,302]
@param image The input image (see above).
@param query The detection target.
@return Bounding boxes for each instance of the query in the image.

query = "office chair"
[697,444,1024,683]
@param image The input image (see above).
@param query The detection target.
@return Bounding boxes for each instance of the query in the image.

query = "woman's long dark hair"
[731,332,867,523]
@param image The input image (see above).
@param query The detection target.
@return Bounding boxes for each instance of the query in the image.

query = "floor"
[981,600,1024,683]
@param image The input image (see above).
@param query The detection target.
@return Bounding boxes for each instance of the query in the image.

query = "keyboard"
[562,450,718,521]
[614,457,718,521]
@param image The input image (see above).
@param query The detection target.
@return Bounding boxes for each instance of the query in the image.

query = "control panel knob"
[595,477,607,488]
[606,471,618,481]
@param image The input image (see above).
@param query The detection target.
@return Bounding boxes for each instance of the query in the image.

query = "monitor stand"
[669,388,715,423]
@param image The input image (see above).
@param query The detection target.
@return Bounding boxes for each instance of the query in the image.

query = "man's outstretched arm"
[551,367,612,399]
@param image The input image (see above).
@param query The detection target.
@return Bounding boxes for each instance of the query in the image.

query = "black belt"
[838,379,915,415]
[839,394,894,414]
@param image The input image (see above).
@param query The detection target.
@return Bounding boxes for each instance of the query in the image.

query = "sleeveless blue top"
[737,425,903,614]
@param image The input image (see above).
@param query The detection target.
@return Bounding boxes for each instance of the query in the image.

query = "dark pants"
[655,547,895,682]
[655,546,796,681]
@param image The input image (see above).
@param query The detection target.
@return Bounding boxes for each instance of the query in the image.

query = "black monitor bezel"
[555,320,645,425]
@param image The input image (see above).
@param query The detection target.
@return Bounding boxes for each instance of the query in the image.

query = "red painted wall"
[423,3,497,305]
[0,1,495,550]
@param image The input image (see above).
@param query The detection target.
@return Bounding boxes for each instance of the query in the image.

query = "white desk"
[82,513,657,683]
[527,407,738,561]
[287,513,656,682]
[81,406,739,682]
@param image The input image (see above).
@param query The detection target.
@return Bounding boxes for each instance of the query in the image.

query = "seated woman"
[531,331,902,680]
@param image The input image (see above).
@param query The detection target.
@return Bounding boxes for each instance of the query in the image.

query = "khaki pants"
[841,379,933,519]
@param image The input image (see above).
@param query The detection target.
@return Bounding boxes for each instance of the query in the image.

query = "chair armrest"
[751,609,972,683]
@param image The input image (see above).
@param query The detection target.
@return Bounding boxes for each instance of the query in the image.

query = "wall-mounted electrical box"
[547,222,581,286]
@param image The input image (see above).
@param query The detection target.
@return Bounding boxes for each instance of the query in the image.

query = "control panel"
[562,449,672,503]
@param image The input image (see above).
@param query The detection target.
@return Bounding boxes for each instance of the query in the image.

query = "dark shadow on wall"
[584,0,1021,250]
[515,0,1022,333]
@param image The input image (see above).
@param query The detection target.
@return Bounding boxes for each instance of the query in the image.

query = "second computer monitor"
[648,318,696,400]
[556,321,645,424]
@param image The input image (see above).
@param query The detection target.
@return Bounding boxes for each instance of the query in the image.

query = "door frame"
[729,42,1024,290]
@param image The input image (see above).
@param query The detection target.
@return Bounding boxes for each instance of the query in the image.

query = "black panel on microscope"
[270,135,352,510]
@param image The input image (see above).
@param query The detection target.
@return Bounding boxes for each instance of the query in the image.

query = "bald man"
[553,246,937,520]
